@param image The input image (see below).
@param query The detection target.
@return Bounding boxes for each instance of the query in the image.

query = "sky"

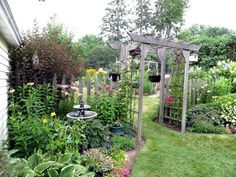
[7,0,236,40]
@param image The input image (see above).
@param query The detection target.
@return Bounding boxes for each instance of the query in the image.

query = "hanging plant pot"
[148,75,161,83]
[109,73,120,82]
[129,46,141,57]
[132,82,139,88]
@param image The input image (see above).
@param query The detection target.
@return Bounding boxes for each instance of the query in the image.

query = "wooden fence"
[52,74,121,103]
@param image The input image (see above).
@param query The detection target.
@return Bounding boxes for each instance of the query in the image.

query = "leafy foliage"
[79,35,104,59]
[9,22,84,86]
[0,150,19,177]
[118,72,134,125]
[110,150,126,168]
[186,103,223,127]
[57,98,74,117]
[136,71,154,95]
[210,60,236,92]
[111,136,136,151]
[82,149,114,173]
[214,94,236,125]
[86,45,119,68]
[152,0,188,37]
[213,77,232,96]
[8,114,85,157]
[179,25,236,68]
[187,120,226,134]
[144,72,154,95]
[90,93,118,125]
[15,151,95,177]
[82,120,108,149]
[100,0,131,41]
[135,0,153,34]
[187,94,236,128]
[9,84,58,117]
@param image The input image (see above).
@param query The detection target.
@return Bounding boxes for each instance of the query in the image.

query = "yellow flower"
[86,68,97,81]
[42,118,48,124]
[51,112,56,117]
[97,68,107,74]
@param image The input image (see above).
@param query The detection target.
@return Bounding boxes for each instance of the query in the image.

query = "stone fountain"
[66,94,97,120]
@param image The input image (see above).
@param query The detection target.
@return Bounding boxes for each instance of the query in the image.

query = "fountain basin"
[73,104,91,110]
[66,111,97,120]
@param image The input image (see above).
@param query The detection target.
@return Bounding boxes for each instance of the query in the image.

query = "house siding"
[0,35,9,148]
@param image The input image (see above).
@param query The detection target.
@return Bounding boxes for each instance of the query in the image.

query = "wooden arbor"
[110,34,201,144]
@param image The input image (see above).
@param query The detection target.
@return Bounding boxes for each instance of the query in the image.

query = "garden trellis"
[109,34,201,144]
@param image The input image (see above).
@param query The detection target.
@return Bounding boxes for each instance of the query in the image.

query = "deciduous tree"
[152,0,188,38]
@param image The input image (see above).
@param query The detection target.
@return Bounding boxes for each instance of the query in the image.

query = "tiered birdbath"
[66,94,97,120]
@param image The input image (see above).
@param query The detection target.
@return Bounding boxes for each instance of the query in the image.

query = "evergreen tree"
[100,0,131,41]
[135,0,153,34]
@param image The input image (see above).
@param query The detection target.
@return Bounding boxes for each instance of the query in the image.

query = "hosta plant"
[15,151,95,177]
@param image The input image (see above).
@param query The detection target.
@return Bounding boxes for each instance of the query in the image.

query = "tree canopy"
[135,0,153,34]
[152,0,189,38]
[179,25,236,68]
[100,0,131,41]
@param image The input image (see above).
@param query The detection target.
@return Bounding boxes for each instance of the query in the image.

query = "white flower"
[63,91,69,96]
[9,89,15,93]
[72,81,79,86]
[71,86,79,91]
[207,90,211,93]
[26,82,34,86]
[61,85,67,89]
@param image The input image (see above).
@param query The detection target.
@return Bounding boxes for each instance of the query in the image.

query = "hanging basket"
[148,75,161,83]
[109,73,120,82]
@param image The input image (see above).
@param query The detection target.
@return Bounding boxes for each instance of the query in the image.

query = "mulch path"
[126,139,145,169]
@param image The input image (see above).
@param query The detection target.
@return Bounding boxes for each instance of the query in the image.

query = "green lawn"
[132,96,236,177]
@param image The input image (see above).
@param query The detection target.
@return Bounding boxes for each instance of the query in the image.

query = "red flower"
[165,96,174,104]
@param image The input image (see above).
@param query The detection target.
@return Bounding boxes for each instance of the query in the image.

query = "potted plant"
[109,64,120,82]
[148,68,161,83]
[110,121,124,135]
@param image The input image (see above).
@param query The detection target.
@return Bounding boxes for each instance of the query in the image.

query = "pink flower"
[113,166,130,177]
